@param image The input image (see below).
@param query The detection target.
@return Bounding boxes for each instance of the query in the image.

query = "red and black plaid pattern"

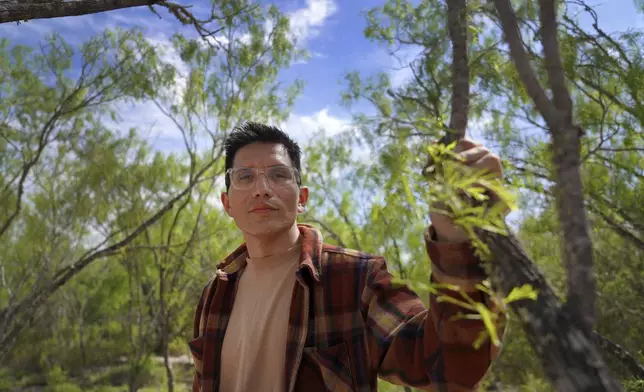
[190,224,504,392]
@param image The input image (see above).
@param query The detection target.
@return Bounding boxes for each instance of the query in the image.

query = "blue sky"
[0,0,641,232]
[0,0,642,147]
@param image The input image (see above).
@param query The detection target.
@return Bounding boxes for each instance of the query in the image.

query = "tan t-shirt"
[219,244,301,392]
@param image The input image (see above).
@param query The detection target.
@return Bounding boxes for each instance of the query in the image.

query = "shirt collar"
[215,224,323,282]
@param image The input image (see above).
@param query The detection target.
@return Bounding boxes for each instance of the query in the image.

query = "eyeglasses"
[226,165,300,190]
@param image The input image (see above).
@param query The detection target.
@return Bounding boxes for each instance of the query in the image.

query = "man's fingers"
[452,138,480,153]
[436,139,509,215]
[470,153,503,177]
[458,146,489,164]
[463,154,503,202]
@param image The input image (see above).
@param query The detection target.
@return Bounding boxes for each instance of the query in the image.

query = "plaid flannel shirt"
[189,224,504,392]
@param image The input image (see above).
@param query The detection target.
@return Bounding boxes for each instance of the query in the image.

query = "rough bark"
[446,0,469,141]
[539,0,596,333]
[436,0,623,391]
[493,0,597,334]
[0,0,158,23]
[479,230,622,391]
[0,0,247,50]
[592,331,644,380]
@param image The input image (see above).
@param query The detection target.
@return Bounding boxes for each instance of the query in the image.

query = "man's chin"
[241,220,292,237]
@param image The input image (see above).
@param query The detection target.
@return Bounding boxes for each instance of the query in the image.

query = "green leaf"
[401,177,415,207]
[505,284,538,304]
[476,303,501,346]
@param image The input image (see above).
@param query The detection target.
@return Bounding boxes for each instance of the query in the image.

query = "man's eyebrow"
[232,164,290,169]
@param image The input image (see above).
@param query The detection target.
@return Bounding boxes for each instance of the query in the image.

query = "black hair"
[224,122,302,190]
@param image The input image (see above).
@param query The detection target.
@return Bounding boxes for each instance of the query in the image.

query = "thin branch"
[582,128,620,163]
[300,215,347,248]
[539,0,573,115]
[0,156,217,360]
[493,0,560,128]
[599,147,644,153]
[592,331,644,379]
[567,0,633,68]
[410,58,443,119]
[589,192,644,234]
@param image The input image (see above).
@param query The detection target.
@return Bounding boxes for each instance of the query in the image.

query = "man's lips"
[250,205,278,212]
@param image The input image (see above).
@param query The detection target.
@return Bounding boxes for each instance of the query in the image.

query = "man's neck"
[244,223,301,259]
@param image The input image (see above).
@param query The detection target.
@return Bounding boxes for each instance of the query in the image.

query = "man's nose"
[253,173,273,197]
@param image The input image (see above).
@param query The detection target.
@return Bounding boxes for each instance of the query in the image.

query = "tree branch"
[537,0,597,332]
[446,0,469,142]
[0,0,160,23]
[592,331,644,380]
[492,0,560,129]
[0,0,252,50]
[0,158,217,361]
[300,215,347,248]
[478,228,621,392]
[430,0,624,390]
[492,0,598,333]
[539,0,573,115]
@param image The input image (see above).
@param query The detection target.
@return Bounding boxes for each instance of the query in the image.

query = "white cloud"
[94,2,341,155]
[104,9,174,33]
[201,0,337,52]
[281,108,376,170]
[203,0,337,52]
[203,32,252,49]
[288,0,337,45]
[107,34,191,148]
[145,35,190,106]
[281,108,349,143]
[113,100,180,139]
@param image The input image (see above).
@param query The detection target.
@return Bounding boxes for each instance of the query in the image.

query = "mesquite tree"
[437,0,622,391]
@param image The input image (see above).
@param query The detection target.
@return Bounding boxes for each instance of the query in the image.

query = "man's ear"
[221,191,233,217]
[297,186,309,214]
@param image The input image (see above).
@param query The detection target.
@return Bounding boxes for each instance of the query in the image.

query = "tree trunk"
[436,0,623,391]
[551,127,596,330]
[446,0,469,138]
[478,229,622,391]
[159,265,175,392]
[0,0,158,24]
[537,0,596,333]
[79,319,87,369]
[592,331,644,380]
[163,338,175,392]
[128,258,148,392]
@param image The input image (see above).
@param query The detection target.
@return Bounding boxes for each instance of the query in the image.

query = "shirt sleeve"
[363,226,506,390]
[191,283,210,392]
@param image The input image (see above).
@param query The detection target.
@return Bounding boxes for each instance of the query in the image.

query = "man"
[190,122,507,392]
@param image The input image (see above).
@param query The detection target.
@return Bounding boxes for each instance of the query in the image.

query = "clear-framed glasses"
[226,165,299,190]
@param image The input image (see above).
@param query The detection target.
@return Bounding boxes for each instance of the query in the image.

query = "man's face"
[221,142,308,238]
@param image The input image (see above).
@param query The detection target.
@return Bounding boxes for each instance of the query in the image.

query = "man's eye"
[271,169,291,179]
[237,173,254,181]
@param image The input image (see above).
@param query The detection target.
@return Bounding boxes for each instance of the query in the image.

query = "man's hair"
[224,122,302,190]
